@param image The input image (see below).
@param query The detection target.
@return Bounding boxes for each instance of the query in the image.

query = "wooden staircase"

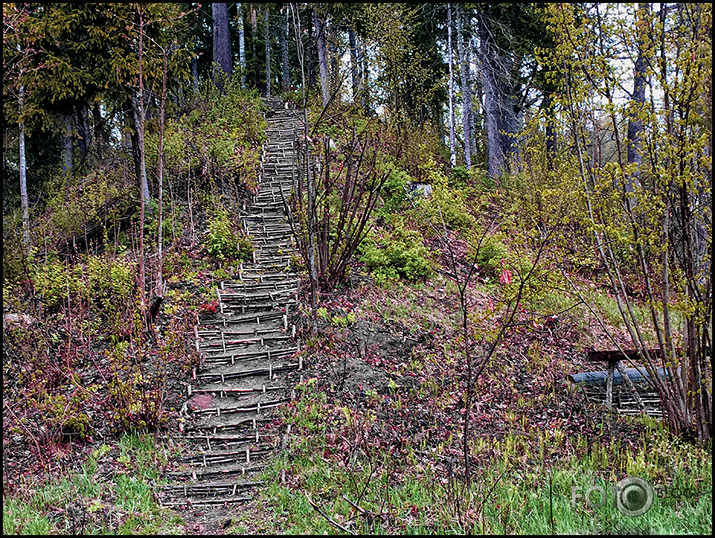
[159,97,302,509]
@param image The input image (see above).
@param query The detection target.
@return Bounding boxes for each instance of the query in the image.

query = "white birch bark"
[447,4,456,167]
[238,3,246,87]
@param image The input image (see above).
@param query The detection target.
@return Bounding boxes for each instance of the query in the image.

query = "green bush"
[203,209,253,262]
[417,183,475,233]
[358,219,431,283]
[475,236,510,278]
[378,168,411,216]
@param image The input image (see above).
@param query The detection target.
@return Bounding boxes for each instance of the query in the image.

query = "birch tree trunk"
[191,56,200,94]
[447,4,456,167]
[238,3,246,88]
[360,38,368,110]
[457,5,472,169]
[19,82,30,249]
[314,11,330,108]
[282,7,290,92]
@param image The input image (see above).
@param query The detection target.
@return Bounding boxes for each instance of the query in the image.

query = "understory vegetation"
[3,2,711,535]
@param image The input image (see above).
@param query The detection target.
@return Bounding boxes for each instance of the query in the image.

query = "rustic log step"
[198,337,294,355]
[197,355,300,378]
[200,347,298,365]
[199,311,285,327]
[245,211,286,220]
[245,229,293,238]
[253,192,292,201]
[185,414,273,431]
[171,440,274,461]
[230,271,299,282]
[244,222,292,230]
[198,326,287,338]
[161,480,263,497]
[219,288,294,300]
[160,495,254,507]
[199,334,293,346]
[195,361,301,381]
[172,430,279,442]
[219,299,295,313]
[251,240,294,249]
[252,257,294,266]
[168,454,273,478]
[178,441,280,465]
[222,277,298,289]
[192,397,290,416]
[188,418,278,435]
[187,384,287,397]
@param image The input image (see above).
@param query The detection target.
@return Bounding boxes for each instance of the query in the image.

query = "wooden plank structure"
[569,349,669,417]
[159,97,303,509]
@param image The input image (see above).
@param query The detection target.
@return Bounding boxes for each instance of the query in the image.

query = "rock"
[3,312,35,328]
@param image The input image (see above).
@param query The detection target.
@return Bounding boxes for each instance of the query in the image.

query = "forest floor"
[4,256,712,535]
[139,272,711,533]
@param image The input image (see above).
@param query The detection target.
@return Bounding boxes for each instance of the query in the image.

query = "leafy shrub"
[145,78,266,192]
[378,167,411,216]
[203,209,253,262]
[475,236,510,278]
[358,218,431,283]
[449,165,470,187]
[417,184,475,233]
[38,387,97,441]
[37,167,134,249]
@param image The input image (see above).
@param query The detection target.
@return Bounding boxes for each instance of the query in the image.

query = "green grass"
[236,382,712,535]
[2,433,185,535]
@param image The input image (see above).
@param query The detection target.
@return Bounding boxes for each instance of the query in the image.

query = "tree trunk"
[76,104,91,168]
[212,2,232,89]
[157,46,168,297]
[627,2,649,197]
[131,96,151,204]
[499,59,521,174]
[314,11,330,108]
[478,14,504,178]
[282,6,290,92]
[137,5,147,315]
[62,113,73,188]
[19,83,30,249]
[191,56,200,94]
[543,93,557,170]
[447,4,456,167]
[349,28,359,102]
[289,3,319,333]
[238,3,246,88]
[471,31,484,164]
[265,7,271,96]
[328,25,340,103]
[457,5,472,169]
